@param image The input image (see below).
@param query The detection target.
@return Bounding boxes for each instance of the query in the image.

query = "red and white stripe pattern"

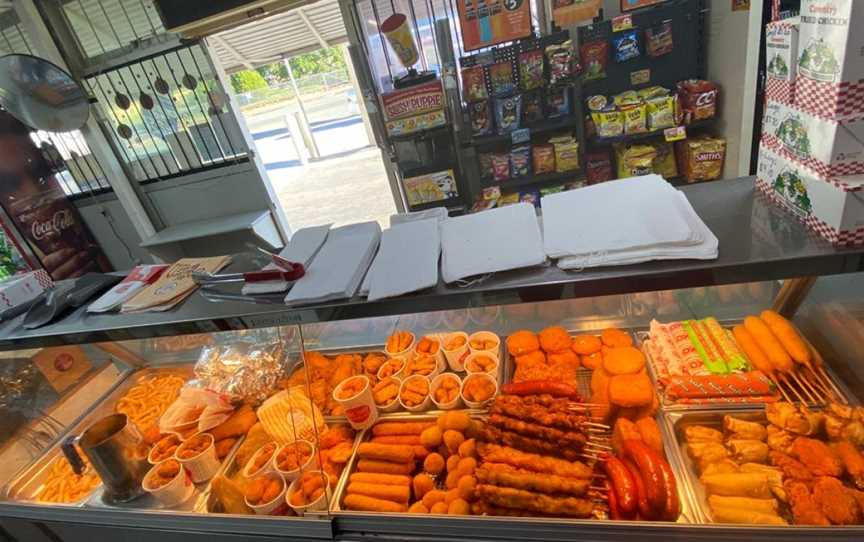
[795,77,864,121]
[765,78,795,105]
[760,132,864,181]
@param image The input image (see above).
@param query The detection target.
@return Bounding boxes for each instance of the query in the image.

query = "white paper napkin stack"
[366,218,441,301]
[440,202,546,283]
[284,221,381,305]
[541,175,718,269]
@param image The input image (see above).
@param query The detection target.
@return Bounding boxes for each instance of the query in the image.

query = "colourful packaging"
[495,95,522,134]
[532,144,556,174]
[510,145,532,178]
[622,104,648,134]
[519,49,545,91]
[461,65,489,102]
[580,41,608,81]
[489,62,515,97]
[677,79,718,123]
[470,100,492,136]
[586,150,613,184]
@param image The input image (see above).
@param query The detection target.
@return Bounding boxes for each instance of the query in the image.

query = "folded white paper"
[440,203,545,283]
[243,224,331,295]
[367,219,440,301]
[285,221,381,305]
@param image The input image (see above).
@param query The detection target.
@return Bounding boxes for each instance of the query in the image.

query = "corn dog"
[371,435,422,445]
[732,325,773,376]
[743,316,793,373]
[372,422,433,436]
[357,443,415,463]
[347,482,411,503]
[349,472,412,486]
[344,493,407,512]
[357,459,415,475]
[759,310,812,367]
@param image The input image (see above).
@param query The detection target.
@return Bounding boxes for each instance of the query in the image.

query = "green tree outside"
[230,70,269,93]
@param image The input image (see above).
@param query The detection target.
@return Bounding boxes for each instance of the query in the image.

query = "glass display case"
[1,180,864,542]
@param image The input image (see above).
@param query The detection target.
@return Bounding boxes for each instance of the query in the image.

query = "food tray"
[637,324,856,411]
[4,366,193,507]
[206,426,363,516]
[660,408,771,524]
[306,339,504,423]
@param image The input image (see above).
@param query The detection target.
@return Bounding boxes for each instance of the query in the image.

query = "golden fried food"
[413,473,435,499]
[487,414,586,450]
[470,337,498,351]
[434,375,460,404]
[34,453,101,503]
[813,476,862,525]
[115,374,185,432]
[790,437,843,477]
[209,404,257,442]
[373,377,400,406]
[362,353,387,376]
[601,328,632,348]
[727,440,769,464]
[405,354,437,377]
[386,331,414,354]
[445,334,467,350]
[408,502,429,513]
[399,376,429,407]
[357,459,415,475]
[477,463,589,496]
[358,443,415,463]
[506,331,540,356]
[477,443,592,479]
[612,418,641,456]
[350,472,411,486]
[215,438,237,459]
[336,376,367,400]
[608,373,653,408]
[475,484,594,517]
[723,416,767,441]
[372,421,434,436]
[424,453,445,475]
[438,411,472,432]
[249,442,277,473]
[701,473,773,499]
[571,335,601,355]
[344,493,407,512]
[276,441,313,472]
[176,434,212,459]
[539,326,571,354]
[685,425,724,444]
[785,479,830,525]
[603,347,646,375]
[289,472,327,507]
[766,403,824,436]
[347,482,410,504]
[581,351,603,370]
[832,440,864,490]
[150,434,181,463]
[147,459,181,490]
[245,477,283,506]
[466,354,497,374]
[319,424,354,450]
[463,374,496,403]
[415,337,440,355]
[378,359,405,379]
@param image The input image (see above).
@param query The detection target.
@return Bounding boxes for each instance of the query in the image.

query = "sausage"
[622,439,666,517]
[622,457,653,520]
[607,480,622,520]
[603,456,637,517]
[500,380,580,399]
[656,454,680,521]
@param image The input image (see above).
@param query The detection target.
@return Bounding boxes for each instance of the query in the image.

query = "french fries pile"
[115,374,185,432]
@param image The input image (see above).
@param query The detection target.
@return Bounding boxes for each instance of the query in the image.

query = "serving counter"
[0,177,863,542]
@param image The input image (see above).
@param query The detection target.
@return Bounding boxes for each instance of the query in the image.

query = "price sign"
[664,126,687,142]
[612,14,634,32]
[511,128,531,145]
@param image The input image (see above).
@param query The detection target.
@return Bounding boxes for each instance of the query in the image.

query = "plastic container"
[430,373,463,410]
[461,373,499,409]
[175,433,220,483]
[385,331,415,362]
[244,473,287,515]
[274,440,318,482]
[142,459,195,508]
[398,375,432,412]
[464,351,500,380]
[332,375,378,430]
[376,358,406,381]
[148,434,181,465]
[372,377,402,413]
[467,331,501,357]
[441,332,470,372]
[286,470,331,516]
[242,442,278,478]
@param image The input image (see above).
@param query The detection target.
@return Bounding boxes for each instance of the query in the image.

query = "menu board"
[457,0,532,52]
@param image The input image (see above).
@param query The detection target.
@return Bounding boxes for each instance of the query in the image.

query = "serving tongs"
[192,248,305,288]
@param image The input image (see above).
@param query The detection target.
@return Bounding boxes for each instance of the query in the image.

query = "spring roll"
[701,473,773,499]
[723,416,768,441]
[710,504,787,525]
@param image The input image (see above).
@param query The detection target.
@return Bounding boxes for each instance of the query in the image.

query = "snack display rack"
[1,178,864,541]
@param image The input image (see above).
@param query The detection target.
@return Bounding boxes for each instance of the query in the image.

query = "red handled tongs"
[193,248,305,286]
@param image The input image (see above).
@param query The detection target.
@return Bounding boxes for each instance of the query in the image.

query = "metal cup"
[61,413,149,504]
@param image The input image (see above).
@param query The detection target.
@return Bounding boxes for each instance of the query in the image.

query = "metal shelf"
[0,178,861,350]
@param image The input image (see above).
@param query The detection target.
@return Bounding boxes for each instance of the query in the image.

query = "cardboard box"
[0,270,51,310]
[761,99,864,176]
[765,17,799,104]
[796,0,864,119]
[381,80,447,136]
[756,143,864,246]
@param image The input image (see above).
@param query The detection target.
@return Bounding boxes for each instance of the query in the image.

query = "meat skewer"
[475,484,595,517]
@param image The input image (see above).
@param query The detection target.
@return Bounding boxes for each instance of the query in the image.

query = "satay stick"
[789,371,818,404]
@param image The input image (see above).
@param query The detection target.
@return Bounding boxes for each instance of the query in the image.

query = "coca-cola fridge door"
[0,112,112,280]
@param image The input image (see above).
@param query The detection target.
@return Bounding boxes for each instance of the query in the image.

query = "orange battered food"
[601,328,632,348]
[539,326,572,353]
[608,373,653,408]
[445,335,467,350]
[571,335,602,355]
[602,347,646,375]
[386,331,414,353]
[415,337,440,355]
[547,350,579,367]
[507,330,540,356]
[581,351,603,370]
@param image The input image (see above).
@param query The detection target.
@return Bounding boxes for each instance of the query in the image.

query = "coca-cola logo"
[31,209,74,240]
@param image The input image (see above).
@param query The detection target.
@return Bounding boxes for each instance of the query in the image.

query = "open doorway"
[208,5,397,231]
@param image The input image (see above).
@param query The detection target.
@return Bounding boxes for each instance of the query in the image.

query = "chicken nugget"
[572,335,602,355]
[601,328,633,348]
[603,347,646,375]
[608,373,653,408]
[539,326,572,354]
[507,331,540,356]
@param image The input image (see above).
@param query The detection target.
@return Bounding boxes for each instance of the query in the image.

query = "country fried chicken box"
[761,99,864,177]
[795,0,864,119]
[765,17,799,104]
[756,143,864,247]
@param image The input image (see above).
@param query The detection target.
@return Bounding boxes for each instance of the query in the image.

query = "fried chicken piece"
[766,403,823,436]
[362,353,386,376]
[304,351,333,380]
[769,451,813,481]
[766,425,793,453]
[785,480,830,526]
[487,414,587,449]
[477,463,590,496]
[477,443,593,479]
[475,484,595,517]
[791,437,843,477]
[813,476,862,525]
[329,354,358,388]
[831,440,864,490]
[480,425,583,461]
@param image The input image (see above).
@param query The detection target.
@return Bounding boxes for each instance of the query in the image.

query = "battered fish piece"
[812,476,862,525]
[790,437,843,478]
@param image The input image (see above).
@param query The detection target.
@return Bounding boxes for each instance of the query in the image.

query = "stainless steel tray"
[4,366,193,507]
[661,408,774,525]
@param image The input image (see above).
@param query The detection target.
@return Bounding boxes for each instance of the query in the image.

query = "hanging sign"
[457,0,532,52]
[553,0,601,27]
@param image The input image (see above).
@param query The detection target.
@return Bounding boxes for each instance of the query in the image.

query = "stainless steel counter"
[0,177,860,351]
